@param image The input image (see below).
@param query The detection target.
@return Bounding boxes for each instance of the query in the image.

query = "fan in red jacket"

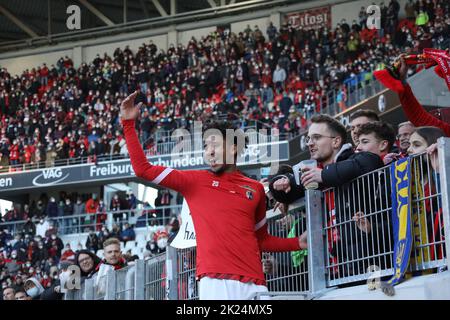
[8,141,20,165]
[375,53,450,137]
[121,91,306,300]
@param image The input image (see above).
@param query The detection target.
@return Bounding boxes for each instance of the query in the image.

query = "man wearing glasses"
[270,114,384,196]
[269,115,385,277]
[396,121,415,156]
[383,121,415,164]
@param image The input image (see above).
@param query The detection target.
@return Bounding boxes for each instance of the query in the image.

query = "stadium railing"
[0,204,183,236]
[65,137,450,300]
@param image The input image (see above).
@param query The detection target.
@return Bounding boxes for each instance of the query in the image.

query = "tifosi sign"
[32,168,70,186]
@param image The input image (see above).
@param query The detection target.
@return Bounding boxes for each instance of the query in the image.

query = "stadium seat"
[125,241,136,250]
[135,233,146,244]
[96,249,104,258]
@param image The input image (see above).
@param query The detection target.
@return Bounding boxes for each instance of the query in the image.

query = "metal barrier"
[144,253,167,300]
[320,149,447,288]
[264,207,309,293]
[0,205,182,236]
[64,138,450,299]
[175,246,198,300]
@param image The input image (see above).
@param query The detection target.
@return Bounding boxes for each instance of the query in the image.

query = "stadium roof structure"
[0,0,295,52]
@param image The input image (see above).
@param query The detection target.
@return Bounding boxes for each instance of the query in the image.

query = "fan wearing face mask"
[38,260,75,300]
[23,277,45,300]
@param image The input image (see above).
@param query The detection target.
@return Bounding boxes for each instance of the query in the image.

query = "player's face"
[204,134,227,172]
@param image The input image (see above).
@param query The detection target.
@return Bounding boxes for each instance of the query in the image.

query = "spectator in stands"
[96,199,107,231]
[273,64,287,91]
[94,238,127,296]
[270,115,384,202]
[75,249,101,281]
[110,193,122,222]
[48,234,64,260]
[270,115,385,276]
[5,250,21,275]
[39,260,74,300]
[32,240,47,265]
[126,192,137,210]
[12,234,27,262]
[36,218,50,238]
[145,231,168,256]
[266,22,277,41]
[60,244,75,262]
[110,224,121,240]
[22,217,36,236]
[45,197,58,219]
[23,277,45,300]
[97,226,111,248]
[397,121,416,156]
[98,238,126,270]
[85,194,99,215]
[355,121,397,162]
[62,198,74,234]
[349,110,380,146]
[2,286,15,300]
[14,289,31,300]
[407,126,446,163]
[119,223,135,245]
[86,229,100,253]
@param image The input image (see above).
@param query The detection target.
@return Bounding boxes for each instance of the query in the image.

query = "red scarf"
[374,48,450,93]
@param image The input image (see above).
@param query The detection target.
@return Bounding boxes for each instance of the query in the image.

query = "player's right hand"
[120,91,142,120]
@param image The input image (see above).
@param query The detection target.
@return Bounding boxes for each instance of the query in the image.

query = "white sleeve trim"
[254,217,267,231]
[151,168,173,185]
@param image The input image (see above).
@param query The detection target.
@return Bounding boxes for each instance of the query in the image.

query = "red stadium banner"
[286,6,331,30]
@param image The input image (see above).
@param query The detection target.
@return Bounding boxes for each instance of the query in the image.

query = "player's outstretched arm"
[255,184,302,252]
[120,91,193,194]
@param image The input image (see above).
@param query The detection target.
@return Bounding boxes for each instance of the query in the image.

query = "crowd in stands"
[0,0,448,171]
[0,199,179,300]
[0,189,180,236]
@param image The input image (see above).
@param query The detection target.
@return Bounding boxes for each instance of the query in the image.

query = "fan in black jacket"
[269,115,387,278]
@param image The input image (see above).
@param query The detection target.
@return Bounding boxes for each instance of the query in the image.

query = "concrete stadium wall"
[178,26,217,46]
[83,34,168,63]
[0,49,73,78]
[231,16,271,39]
[331,0,409,28]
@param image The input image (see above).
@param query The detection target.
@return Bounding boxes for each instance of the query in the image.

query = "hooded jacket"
[24,277,45,300]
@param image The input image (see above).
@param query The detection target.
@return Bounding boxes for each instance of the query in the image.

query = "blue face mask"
[26,287,40,298]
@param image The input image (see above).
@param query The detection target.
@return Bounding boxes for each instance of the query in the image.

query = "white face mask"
[157,238,168,249]
[26,287,40,298]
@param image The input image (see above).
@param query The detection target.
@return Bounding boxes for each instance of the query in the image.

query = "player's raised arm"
[120,91,193,194]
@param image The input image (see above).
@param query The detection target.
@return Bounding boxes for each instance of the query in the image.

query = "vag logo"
[32,168,70,186]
